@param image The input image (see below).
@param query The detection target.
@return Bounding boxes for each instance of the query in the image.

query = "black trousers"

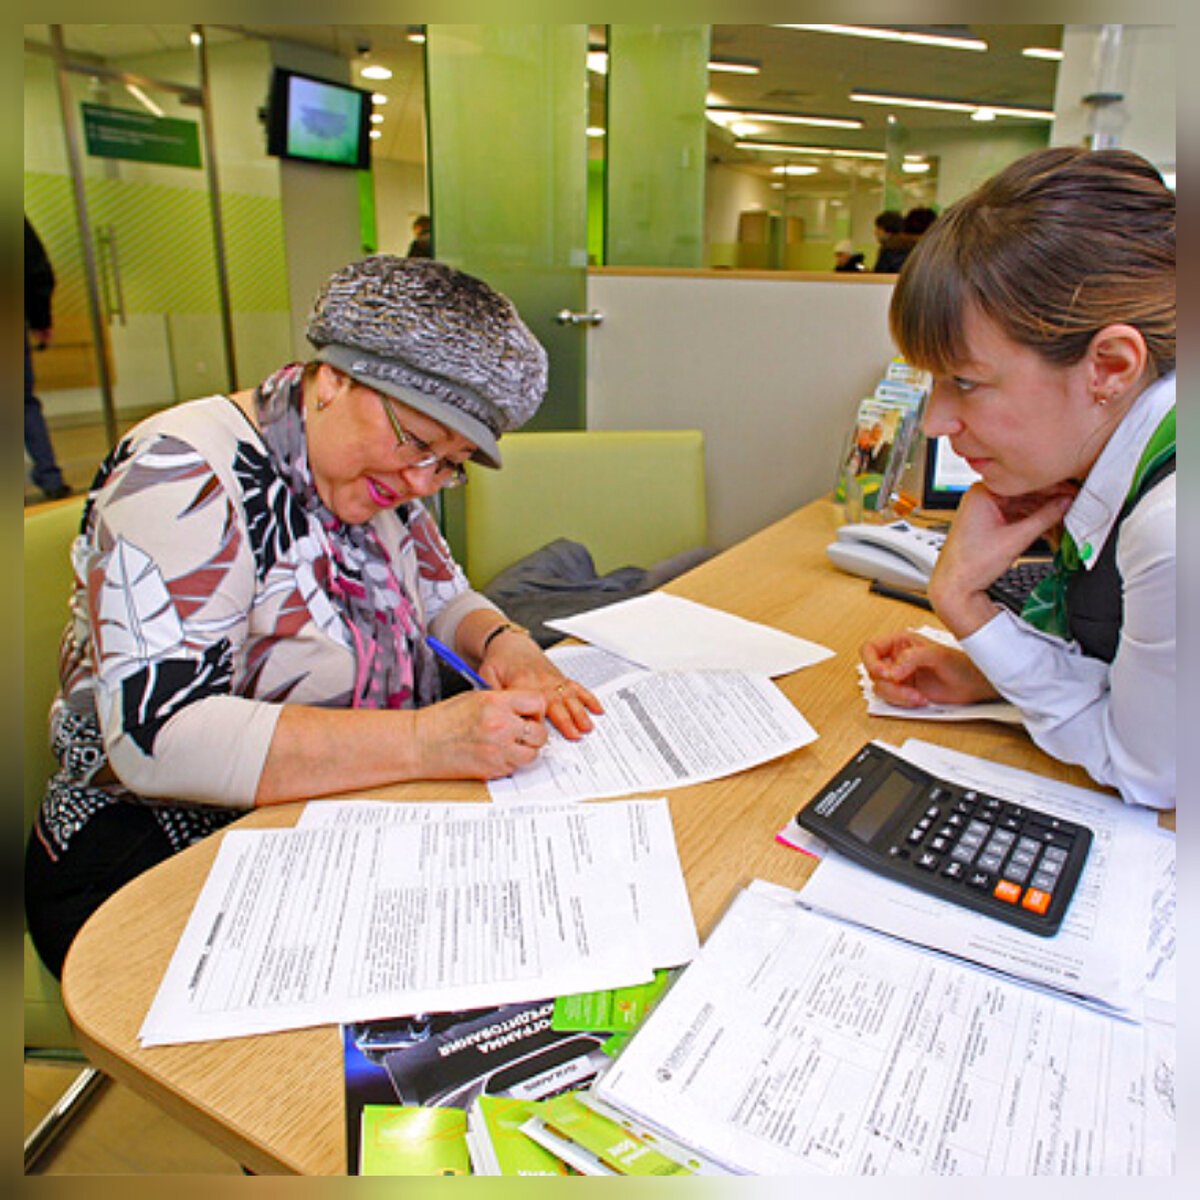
[25,804,178,981]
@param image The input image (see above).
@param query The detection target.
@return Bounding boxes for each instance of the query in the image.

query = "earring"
[315,396,330,411]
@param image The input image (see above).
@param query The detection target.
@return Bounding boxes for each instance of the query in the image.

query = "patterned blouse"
[34,393,497,860]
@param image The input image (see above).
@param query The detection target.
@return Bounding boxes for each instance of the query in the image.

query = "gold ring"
[555,683,569,696]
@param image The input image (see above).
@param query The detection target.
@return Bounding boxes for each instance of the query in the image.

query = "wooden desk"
[60,500,1131,1175]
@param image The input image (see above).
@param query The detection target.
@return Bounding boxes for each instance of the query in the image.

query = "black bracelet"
[481,621,529,656]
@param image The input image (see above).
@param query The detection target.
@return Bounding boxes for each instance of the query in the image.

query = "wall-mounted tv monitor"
[266,67,372,170]
[922,435,982,510]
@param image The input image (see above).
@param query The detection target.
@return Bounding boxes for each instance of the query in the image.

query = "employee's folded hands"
[860,630,999,708]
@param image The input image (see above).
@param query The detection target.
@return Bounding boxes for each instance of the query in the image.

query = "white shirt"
[961,372,1176,809]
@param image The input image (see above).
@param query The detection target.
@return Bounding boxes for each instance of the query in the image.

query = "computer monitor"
[921,435,981,510]
[265,67,373,170]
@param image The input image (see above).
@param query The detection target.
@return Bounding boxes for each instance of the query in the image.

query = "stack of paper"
[139,799,698,1047]
[590,878,1175,1176]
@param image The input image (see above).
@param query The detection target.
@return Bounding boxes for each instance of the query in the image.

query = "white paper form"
[593,881,1175,1177]
[489,669,817,805]
[1145,829,1176,1025]
[296,799,699,970]
[795,739,1160,1018]
[858,626,1022,724]
[545,592,834,676]
[139,802,686,1047]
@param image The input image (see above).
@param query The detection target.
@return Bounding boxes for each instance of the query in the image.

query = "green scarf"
[1021,406,1175,638]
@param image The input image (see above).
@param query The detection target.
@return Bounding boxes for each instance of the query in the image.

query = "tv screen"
[266,67,372,170]
[921,435,981,510]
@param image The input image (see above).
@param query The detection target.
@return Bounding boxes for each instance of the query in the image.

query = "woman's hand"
[860,631,999,708]
[478,630,604,740]
[928,482,1075,638]
[413,689,551,779]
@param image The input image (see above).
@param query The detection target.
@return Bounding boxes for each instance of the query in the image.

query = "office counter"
[60,499,1145,1175]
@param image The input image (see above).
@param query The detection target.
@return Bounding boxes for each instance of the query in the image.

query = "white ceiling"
[26,22,1063,184]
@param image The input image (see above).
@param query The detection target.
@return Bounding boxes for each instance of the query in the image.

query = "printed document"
[140,800,696,1047]
[790,739,1160,1017]
[297,798,698,968]
[545,592,834,676]
[593,880,1175,1176]
[489,665,817,805]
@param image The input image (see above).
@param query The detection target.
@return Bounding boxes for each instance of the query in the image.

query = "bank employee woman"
[861,147,1175,810]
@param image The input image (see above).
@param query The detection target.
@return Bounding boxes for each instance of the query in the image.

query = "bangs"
[888,240,973,375]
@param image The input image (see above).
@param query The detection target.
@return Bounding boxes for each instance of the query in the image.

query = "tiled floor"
[24,1062,245,1175]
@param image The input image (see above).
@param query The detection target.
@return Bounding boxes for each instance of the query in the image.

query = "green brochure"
[359,1105,471,1176]
[535,1091,696,1176]
[552,969,675,1044]
[467,1096,573,1176]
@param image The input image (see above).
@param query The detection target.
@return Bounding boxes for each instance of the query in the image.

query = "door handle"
[555,308,604,327]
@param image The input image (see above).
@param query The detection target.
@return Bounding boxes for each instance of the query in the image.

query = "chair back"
[24,498,86,1049]
[462,430,707,589]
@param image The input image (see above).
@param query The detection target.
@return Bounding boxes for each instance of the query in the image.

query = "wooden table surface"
[60,499,1145,1175]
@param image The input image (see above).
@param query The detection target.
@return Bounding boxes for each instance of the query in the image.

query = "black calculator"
[987,557,1055,615]
[797,743,1092,936]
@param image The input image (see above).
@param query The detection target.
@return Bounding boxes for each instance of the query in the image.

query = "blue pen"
[427,634,491,690]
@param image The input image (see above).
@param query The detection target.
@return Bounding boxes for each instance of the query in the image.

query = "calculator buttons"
[942,861,965,881]
[916,852,940,871]
[993,880,1022,905]
[1003,860,1031,885]
[966,869,993,890]
[1021,888,1052,915]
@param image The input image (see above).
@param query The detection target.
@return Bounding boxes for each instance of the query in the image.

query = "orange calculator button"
[993,880,1022,905]
[1021,888,1052,915]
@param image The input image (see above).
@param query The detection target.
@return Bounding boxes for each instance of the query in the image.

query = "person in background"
[24,217,71,501]
[833,239,866,273]
[871,209,911,273]
[860,147,1175,809]
[406,214,433,258]
[25,255,604,978]
[902,205,938,237]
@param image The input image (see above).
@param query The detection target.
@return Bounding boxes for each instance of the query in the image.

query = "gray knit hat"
[306,255,548,467]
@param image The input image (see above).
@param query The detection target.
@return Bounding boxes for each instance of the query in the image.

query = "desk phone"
[797,743,1092,936]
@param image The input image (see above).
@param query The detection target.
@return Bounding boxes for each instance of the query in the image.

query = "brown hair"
[889,146,1175,377]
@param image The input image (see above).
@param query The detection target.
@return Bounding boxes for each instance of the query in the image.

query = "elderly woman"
[861,147,1175,810]
[26,256,602,977]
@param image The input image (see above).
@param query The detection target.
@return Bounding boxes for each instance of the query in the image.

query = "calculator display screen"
[848,772,915,841]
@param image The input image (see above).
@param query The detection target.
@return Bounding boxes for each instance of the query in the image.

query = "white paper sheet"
[545,592,834,676]
[489,668,817,805]
[593,881,1175,1176]
[140,800,696,1047]
[296,798,699,969]
[794,738,1160,1017]
[1144,829,1176,1024]
[859,625,1023,724]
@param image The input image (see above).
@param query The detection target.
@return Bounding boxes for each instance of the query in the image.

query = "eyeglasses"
[377,394,469,488]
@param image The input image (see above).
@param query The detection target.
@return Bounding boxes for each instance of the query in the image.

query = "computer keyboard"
[987,558,1055,615]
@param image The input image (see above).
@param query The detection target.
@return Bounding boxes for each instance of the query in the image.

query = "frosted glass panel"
[426,24,589,432]
[606,25,709,267]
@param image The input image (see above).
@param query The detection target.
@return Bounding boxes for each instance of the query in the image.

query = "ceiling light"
[777,25,987,52]
[590,49,762,76]
[189,31,202,47]
[372,93,388,105]
[406,27,426,44]
[772,165,820,176]
[730,122,759,137]
[370,113,384,124]
[736,140,886,160]
[850,90,1054,120]
[708,105,863,130]
[361,64,392,81]
[971,107,997,122]
[586,126,606,138]
[709,57,761,75]
[1022,47,1064,61]
[369,129,382,139]
[125,83,164,118]
[902,161,931,173]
